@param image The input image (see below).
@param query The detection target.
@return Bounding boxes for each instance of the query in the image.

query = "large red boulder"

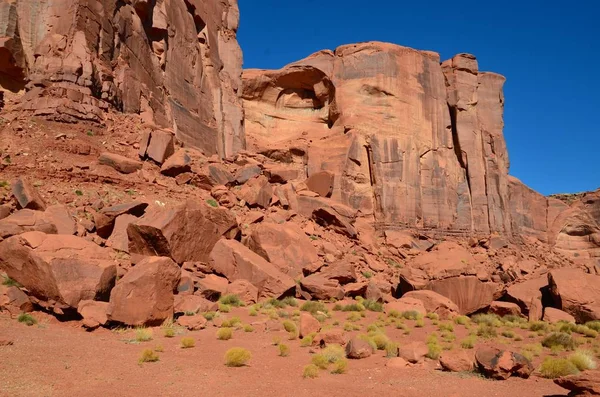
[246,222,319,277]
[12,178,46,210]
[300,274,345,300]
[107,256,181,326]
[548,269,600,323]
[555,371,600,396]
[401,290,460,319]
[505,276,547,321]
[0,285,33,314]
[0,232,116,308]
[208,239,295,299]
[127,200,237,264]
[475,348,533,380]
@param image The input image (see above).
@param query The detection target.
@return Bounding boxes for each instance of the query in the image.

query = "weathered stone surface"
[160,149,192,177]
[489,301,523,318]
[224,279,258,304]
[246,222,319,277]
[143,130,175,164]
[306,171,334,197]
[398,341,428,364]
[234,164,262,184]
[0,232,116,308]
[174,295,218,315]
[12,179,46,210]
[99,152,142,174]
[237,175,272,208]
[128,200,237,264]
[107,256,180,326]
[314,329,345,346]
[208,239,296,299]
[0,285,33,314]
[106,214,137,253]
[475,348,533,380]
[440,350,475,372]
[555,371,600,396]
[505,276,546,320]
[313,207,357,238]
[401,290,460,319]
[549,269,600,323]
[299,312,321,338]
[300,274,344,300]
[386,298,426,316]
[0,209,57,238]
[97,201,148,238]
[345,337,374,359]
[195,274,228,301]
[543,307,576,324]
[2,0,244,158]
[177,314,208,330]
[44,205,76,235]
[77,300,108,329]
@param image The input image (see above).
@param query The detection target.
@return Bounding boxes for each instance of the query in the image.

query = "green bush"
[585,321,600,332]
[219,294,243,307]
[402,311,421,320]
[17,313,36,326]
[300,301,328,315]
[138,348,159,363]
[370,333,389,350]
[218,303,231,313]
[426,342,442,359]
[460,335,477,349]
[454,315,469,325]
[363,299,384,312]
[438,322,454,332]
[282,320,297,333]
[385,341,399,358]
[206,198,219,208]
[341,303,365,312]
[501,330,516,339]
[135,327,153,342]
[303,364,319,378]
[568,350,597,371]
[180,337,195,349]
[476,324,497,339]
[426,312,439,321]
[331,358,348,374]
[415,318,425,328]
[278,344,290,357]
[221,316,242,328]
[322,345,346,363]
[539,357,579,378]
[203,311,217,320]
[529,321,549,332]
[542,332,577,351]
[471,314,501,327]
[224,347,251,367]
[311,354,330,369]
[217,327,233,340]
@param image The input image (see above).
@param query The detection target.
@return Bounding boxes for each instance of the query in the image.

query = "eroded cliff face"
[0,0,244,157]
[242,42,513,235]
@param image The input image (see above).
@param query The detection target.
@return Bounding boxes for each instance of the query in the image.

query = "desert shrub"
[218,303,231,313]
[2,275,20,287]
[438,322,454,332]
[385,341,399,358]
[322,345,346,363]
[460,335,477,349]
[300,333,316,347]
[454,315,469,325]
[415,319,425,328]
[362,271,373,279]
[224,347,251,367]
[370,333,389,350]
[441,332,456,343]
[278,344,290,357]
[388,310,402,318]
[402,311,421,320]
[206,198,218,208]
[138,349,159,364]
[471,314,501,327]
[502,315,527,325]
[358,334,377,351]
[203,311,217,320]
[217,327,233,340]
[344,322,361,332]
[17,313,36,326]
[301,301,327,315]
[283,320,297,333]
[426,341,442,360]
[219,294,243,307]
[585,321,600,332]
[154,345,164,352]
[243,324,254,333]
[311,354,330,369]
[135,327,153,342]
[163,328,175,338]
[522,343,543,357]
[333,304,342,311]
[363,299,384,312]
[342,303,365,312]
[426,312,439,321]
[501,330,516,339]
[477,324,498,339]
[569,350,597,371]
[529,321,549,332]
[303,364,320,378]
[395,321,408,331]
[331,358,348,374]
[347,312,362,322]
[248,307,258,316]
[221,316,242,328]
[575,325,598,338]
[180,337,195,349]
[542,332,577,351]
[557,322,577,333]
[539,357,579,378]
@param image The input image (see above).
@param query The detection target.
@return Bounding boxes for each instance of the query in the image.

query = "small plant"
[358,334,377,351]
[542,332,577,351]
[283,320,297,334]
[203,311,217,320]
[426,341,442,360]
[402,311,422,320]
[125,189,136,196]
[311,354,330,369]
[248,307,258,316]
[180,337,195,349]
[219,294,243,307]
[164,328,175,338]
[460,335,477,349]
[303,364,320,378]
[472,314,501,327]
[539,357,579,378]
[135,327,153,342]
[454,315,469,325]
[347,312,362,322]
[86,130,94,136]
[362,271,373,279]
[243,324,254,333]
[438,322,454,332]
[568,350,597,371]
[154,345,164,352]
[415,318,425,328]
[426,312,439,321]
[501,330,516,339]
[0,180,9,188]
[322,345,346,363]
[272,336,282,346]
[278,344,290,357]
[2,275,21,287]
[184,311,196,316]
[362,299,384,312]
[388,310,402,318]
[206,198,219,208]
[309,235,319,241]
[218,303,232,313]
[139,349,159,364]
[529,321,549,332]
[221,316,242,328]
[521,343,543,358]
[300,333,315,347]
[341,303,365,312]
[385,341,399,358]
[585,321,600,332]
[300,301,328,315]
[477,324,498,339]
[331,358,348,374]
[344,322,360,331]
[224,347,252,367]
[75,190,84,196]
[217,327,233,340]
[17,313,36,326]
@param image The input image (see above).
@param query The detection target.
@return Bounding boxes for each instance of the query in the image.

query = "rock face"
[0,0,244,158]
[548,269,600,323]
[107,256,180,326]
[242,43,513,235]
[0,232,116,309]
[555,371,600,396]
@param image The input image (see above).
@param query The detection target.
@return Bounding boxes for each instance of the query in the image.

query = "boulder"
[96,201,148,238]
[77,300,108,329]
[489,301,523,318]
[208,239,296,299]
[554,371,600,396]
[12,178,46,210]
[177,314,208,330]
[0,209,57,238]
[128,200,237,264]
[174,295,218,315]
[386,357,410,368]
[99,152,142,174]
[264,165,303,183]
[207,164,235,186]
[312,207,357,238]
[0,285,33,314]
[386,298,426,316]
[237,175,272,208]
[440,350,475,372]
[211,185,238,208]
[300,274,345,300]
[44,205,76,235]
[306,171,334,197]
[106,214,137,253]
[177,270,196,296]
[505,276,546,320]
[107,256,181,326]
[543,307,576,324]
[398,341,428,363]
[246,222,319,277]
[345,337,374,359]
[224,279,258,304]
[401,290,460,319]
[548,269,600,323]
[319,262,357,284]
[160,149,191,177]
[234,164,262,184]
[195,274,228,301]
[0,232,116,308]
[299,312,321,338]
[0,205,11,220]
[475,348,533,380]
[142,130,175,164]
[314,329,346,346]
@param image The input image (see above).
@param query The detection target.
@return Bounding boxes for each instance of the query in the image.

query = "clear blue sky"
[238,0,599,196]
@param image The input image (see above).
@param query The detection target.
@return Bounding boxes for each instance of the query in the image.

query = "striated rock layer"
[0,0,244,157]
